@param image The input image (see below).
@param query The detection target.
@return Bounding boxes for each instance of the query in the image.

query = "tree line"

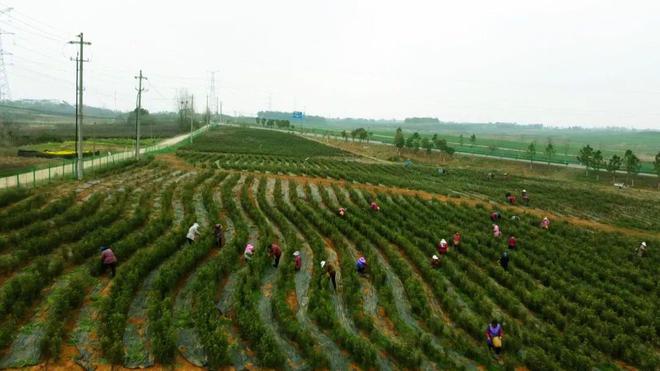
[256,117,292,129]
[393,128,455,156]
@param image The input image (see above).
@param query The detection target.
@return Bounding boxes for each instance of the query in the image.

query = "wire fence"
[0,123,214,190]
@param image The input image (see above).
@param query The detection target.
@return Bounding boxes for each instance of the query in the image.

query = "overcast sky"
[2,0,660,129]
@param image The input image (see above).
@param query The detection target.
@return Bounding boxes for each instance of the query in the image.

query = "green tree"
[577,145,594,175]
[623,149,641,184]
[592,150,604,180]
[350,129,356,142]
[469,134,476,147]
[422,137,432,154]
[341,130,348,142]
[357,128,368,143]
[606,154,622,182]
[394,128,405,155]
[488,144,497,154]
[545,140,556,165]
[527,141,536,167]
[459,134,464,147]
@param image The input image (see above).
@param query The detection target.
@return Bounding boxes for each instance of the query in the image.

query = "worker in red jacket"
[452,232,462,248]
[507,235,517,250]
[100,246,117,278]
[269,243,282,268]
[437,239,449,256]
[293,251,302,271]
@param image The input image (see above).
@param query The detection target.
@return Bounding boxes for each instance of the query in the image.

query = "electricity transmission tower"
[0,8,13,101]
[209,70,219,119]
[134,70,147,159]
[69,33,91,180]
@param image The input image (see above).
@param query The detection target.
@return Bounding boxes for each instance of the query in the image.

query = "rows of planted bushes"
[179,148,660,230]
[331,184,657,370]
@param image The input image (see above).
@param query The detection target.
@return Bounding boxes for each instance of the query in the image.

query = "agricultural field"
[0,126,657,370]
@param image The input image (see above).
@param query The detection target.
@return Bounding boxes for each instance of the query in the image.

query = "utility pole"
[205,94,209,126]
[69,33,91,180]
[190,94,194,144]
[134,70,147,159]
[219,99,222,124]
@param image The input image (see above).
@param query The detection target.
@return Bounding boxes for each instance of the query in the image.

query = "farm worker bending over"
[540,217,550,230]
[244,244,255,261]
[186,222,201,245]
[486,320,504,356]
[493,224,502,238]
[507,235,517,250]
[100,246,117,278]
[637,242,647,257]
[338,207,346,217]
[370,201,380,212]
[269,243,282,268]
[214,224,223,248]
[522,189,529,205]
[452,232,461,247]
[437,239,449,256]
[505,192,516,205]
[321,261,337,290]
[356,256,368,274]
[431,255,441,269]
[293,251,301,271]
[490,211,501,222]
[499,251,509,271]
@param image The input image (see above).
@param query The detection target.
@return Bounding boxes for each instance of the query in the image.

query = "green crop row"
[98,173,206,363]
[254,177,332,369]
[188,173,243,368]
[296,183,425,368]
[0,192,103,252]
[147,172,225,363]
[272,179,380,368]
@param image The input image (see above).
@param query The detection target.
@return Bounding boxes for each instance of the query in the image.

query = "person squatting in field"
[540,217,550,230]
[507,235,517,250]
[499,251,509,271]
[244,243,254,261]
[437,239,449,256]
[186,222,201,244]
[214,223,223,248]
[490,211,501,222]
[269,243,282,268]
[493,224,502,238]
[321,260,337,290]
[452,232,461,248]
[486,320,504,356]
[370,201,380,212]
[431,254,441,269]
[338,207,346,217]
[100,246,117,278]
[356,256,368,274]
[521,189,529,205]
[293,251,301,271]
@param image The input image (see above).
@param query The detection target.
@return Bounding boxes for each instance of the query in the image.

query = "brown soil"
[157,153,194,171]
[286,290,298,312]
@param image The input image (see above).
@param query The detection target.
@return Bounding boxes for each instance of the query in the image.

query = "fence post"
[48,166,51,183]
[16,173,19,188]
[33,168,36,187]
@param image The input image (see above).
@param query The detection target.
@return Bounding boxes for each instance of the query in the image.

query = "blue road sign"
[292,111,304,120]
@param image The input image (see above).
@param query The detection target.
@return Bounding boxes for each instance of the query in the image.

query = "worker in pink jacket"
[100,246,117,278]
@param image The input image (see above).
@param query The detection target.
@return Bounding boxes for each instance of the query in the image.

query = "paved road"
[0,125,213,190]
